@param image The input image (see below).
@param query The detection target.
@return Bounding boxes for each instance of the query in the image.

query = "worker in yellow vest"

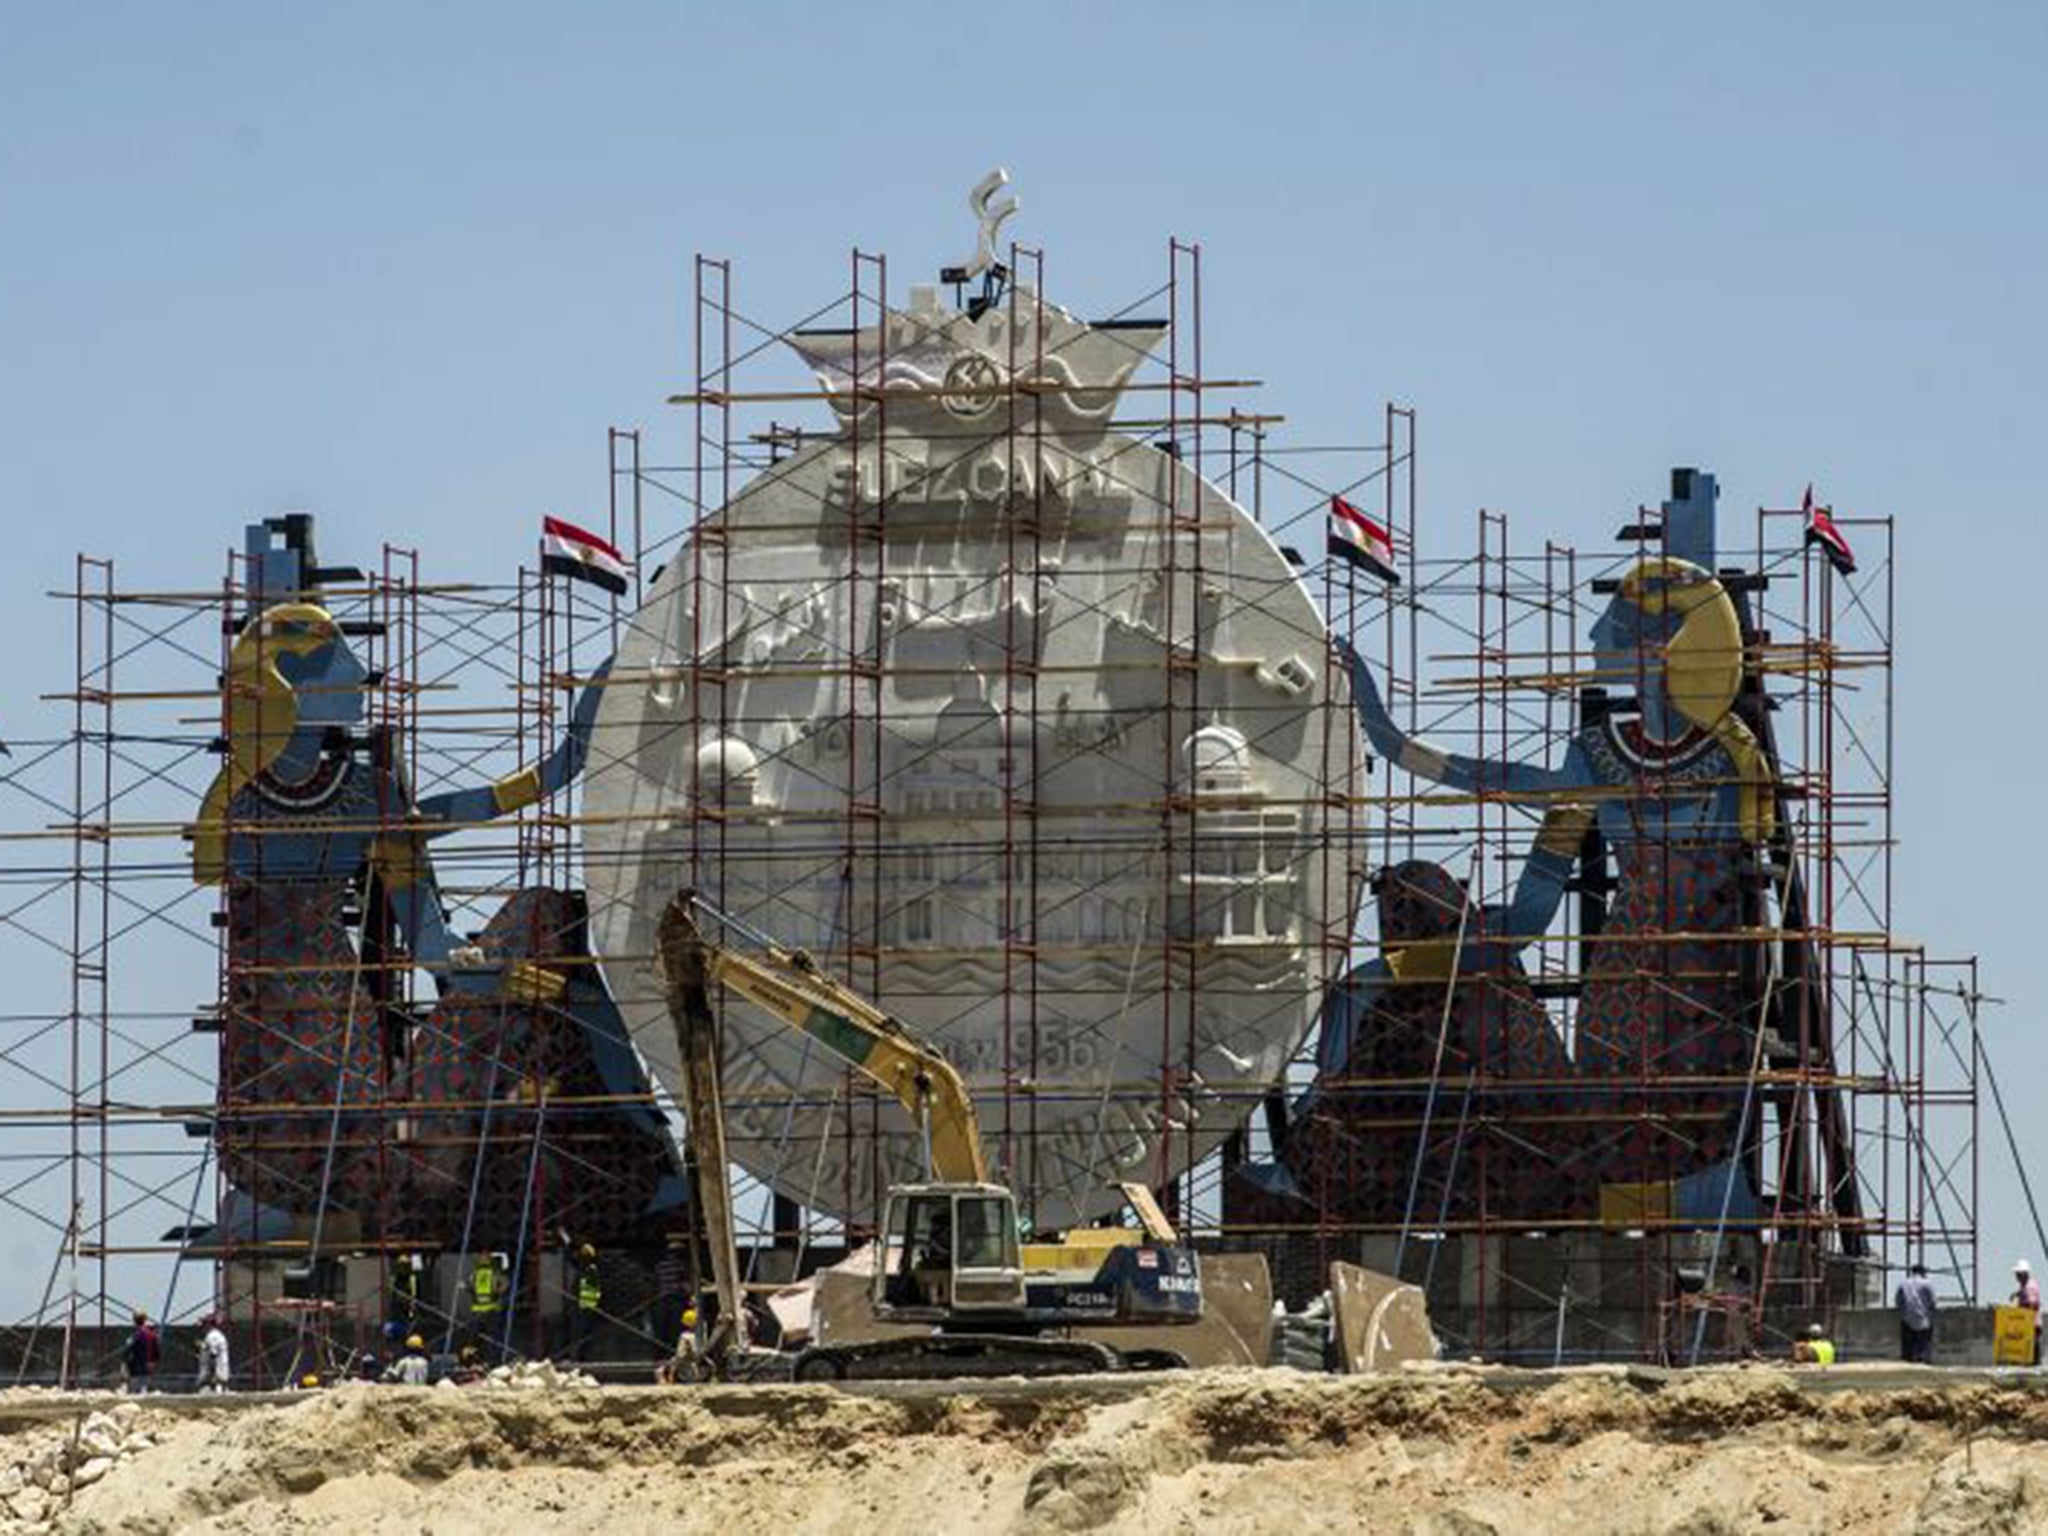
[1792,1322,1836,1366]
[390,1251,425,1328]
[570,1242,604,1363]
[469,1252,508,1358]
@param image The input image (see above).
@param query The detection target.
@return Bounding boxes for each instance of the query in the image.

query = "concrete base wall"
[1835,1305,1999,1367]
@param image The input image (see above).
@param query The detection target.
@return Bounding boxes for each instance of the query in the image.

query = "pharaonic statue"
[1244,474,1788,1227]
[188,523,681,1249]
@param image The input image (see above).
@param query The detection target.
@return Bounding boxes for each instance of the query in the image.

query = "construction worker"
[390,1252,425,1327]
[1725,1265,1759,1357]
[469,1251,507,1357]
[2014,1260,2042,1364]
[194,1313,231,1393]
[427,1340,462,1386]
[381,1334,431,1386]
[657,1305,703,1385]
[570,1242,604,1363]
[121,1311,160,1395]
[1791,1322,1836,1366]
[1896,1261,1938,1364]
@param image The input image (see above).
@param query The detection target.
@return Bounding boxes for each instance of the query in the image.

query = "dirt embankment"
[7,1367,2048,1535]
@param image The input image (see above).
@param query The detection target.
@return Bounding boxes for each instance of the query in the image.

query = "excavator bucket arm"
[660,893,989,1187]
[655,892,749,1363]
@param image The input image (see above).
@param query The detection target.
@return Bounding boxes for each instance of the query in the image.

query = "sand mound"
[1,1368,2044,1534]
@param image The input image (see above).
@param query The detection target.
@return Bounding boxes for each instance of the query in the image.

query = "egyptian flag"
[541,516,631,595]
[1328,495,1400,584]
[1801,485,1856,577]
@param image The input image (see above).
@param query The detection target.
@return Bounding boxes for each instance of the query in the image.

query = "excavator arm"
[655,897,749,1364]
[656,893,990,1186]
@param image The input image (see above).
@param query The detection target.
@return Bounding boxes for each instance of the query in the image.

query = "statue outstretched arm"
[415,659,613,833]
[1340,641,1580,797]
[1313,807,1590,1077]
[1493,804,1595,949]
[373,847,460,967]
[371,831,562,1003]
[374,659,610,1001]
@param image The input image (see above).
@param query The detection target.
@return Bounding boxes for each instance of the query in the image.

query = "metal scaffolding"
[0,220,1985,1381]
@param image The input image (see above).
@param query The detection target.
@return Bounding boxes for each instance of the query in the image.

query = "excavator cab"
[875,1183,1027,1319]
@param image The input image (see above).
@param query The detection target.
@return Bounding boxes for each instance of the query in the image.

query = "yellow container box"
[1993,1304,2036,1366]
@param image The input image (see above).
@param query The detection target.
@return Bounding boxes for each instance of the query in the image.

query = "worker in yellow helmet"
[382,1333,431,1386]
[658,1305,704,1385]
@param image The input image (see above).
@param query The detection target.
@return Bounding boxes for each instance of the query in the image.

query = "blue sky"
[1,2,2042,1302]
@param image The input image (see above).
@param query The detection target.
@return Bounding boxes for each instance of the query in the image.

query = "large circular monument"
[585,221,1364,1229]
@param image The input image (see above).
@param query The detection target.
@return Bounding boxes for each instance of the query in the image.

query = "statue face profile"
[1588,559,1746,744]
[1589,584,1681,682]
[265,608,367,752]
[191,602,369,881]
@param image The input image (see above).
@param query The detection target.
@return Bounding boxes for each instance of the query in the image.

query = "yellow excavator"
[655,891,1203,1381]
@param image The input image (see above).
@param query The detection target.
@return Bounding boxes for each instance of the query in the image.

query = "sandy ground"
[4,1366,2048,1534]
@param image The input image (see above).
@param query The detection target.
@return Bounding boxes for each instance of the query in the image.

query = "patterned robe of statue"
[1249,861,1573,1226]
[204,601,681,1251]
[1572,716,1752,1184]
[1233,547,1776,1231]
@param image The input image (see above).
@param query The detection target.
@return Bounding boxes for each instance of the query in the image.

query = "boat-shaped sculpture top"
[786,279,1165,437]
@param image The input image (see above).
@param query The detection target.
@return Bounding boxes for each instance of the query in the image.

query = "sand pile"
[0,1400,164,1532]
[5,1367,2048,1534]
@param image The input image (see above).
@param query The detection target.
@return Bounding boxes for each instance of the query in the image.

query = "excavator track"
[792,1334,1128,1383]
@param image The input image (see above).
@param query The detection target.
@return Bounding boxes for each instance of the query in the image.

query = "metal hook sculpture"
[955,167,1019,281]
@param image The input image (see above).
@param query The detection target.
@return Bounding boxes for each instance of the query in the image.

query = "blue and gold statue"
[1242,471,1803,1227]
[189,517,681,1249]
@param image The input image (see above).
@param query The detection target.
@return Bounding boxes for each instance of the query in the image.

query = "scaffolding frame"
[0,227,1984,1378]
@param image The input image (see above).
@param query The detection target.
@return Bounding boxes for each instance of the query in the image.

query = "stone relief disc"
[584,290,1364,1229]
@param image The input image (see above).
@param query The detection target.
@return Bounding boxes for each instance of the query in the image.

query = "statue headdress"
[1618,558,1774,844]
[189,603,339,883]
